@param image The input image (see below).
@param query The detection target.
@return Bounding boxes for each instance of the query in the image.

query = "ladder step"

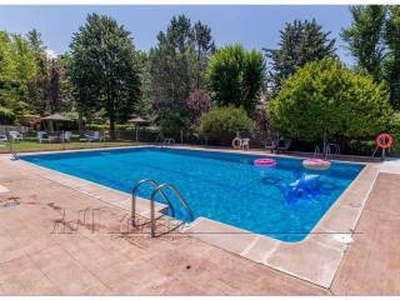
[131,179,194,237]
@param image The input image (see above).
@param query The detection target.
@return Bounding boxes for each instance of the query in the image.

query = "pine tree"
[385,6,400,108]
[149,14,215,130]
[341,5,387,82]
[265,19,336,92]
[47,59,64,113]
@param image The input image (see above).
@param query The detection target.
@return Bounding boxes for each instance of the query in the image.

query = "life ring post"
[374,133,394,159]
[232,137,242,150]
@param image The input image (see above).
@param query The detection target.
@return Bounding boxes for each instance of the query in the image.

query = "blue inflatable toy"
[277,173,324,204]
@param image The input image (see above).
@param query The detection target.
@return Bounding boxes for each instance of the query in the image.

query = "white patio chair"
[86,131,105,142]
[9,131,23,142]
[37,131,50,143]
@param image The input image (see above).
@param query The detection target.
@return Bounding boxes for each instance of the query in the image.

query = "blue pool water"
[21,147,364,242]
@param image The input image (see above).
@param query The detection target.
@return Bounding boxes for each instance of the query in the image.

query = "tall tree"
[385,6,400,108]
[0,31,38,123]
[265,19,336,92]
[26,29,46,55]
[0,29,66,123]
[149,15,215,128]
[69,13,141,139]
[149,15,193,120]
[47,59,65,113]
[268,58,392,144]
[26,29,51,116]
[341,5,387,82]
[0,31,17,123]
[193,21,216,88]
[26,30,68,117]
[135,51,153,118]
[27,56,49,116]
[27,57,68,117]
[206,44,266,115]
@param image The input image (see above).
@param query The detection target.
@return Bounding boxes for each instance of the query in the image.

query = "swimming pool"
[21,147,364,242]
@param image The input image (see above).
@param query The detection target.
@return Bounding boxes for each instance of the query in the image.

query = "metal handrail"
[161,138,175,149]
[313,145,321,158]
[149,183,194,237]
[328,143,341,158]
[314,144,341,159]
[131,179,175,227]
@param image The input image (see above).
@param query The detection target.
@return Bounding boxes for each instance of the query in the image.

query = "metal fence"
[0,125,30,135]
[2,125,396,157]
[1,127,268,148]
[20,129,162,143]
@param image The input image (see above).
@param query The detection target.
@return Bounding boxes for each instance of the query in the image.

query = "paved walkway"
[331,172,400,295]
[0,155,399,295]
[0,160,327,295]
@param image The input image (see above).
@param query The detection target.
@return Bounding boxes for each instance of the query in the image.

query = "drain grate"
[0,197,20,209]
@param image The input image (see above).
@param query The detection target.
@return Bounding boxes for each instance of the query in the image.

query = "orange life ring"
[376,133,393,149]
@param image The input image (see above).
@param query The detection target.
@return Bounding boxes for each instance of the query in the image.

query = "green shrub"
[159,110,187,139]
[388,112,400,133]
[268,58,393,143]
[198,106,251,144]
[347,139,377,156]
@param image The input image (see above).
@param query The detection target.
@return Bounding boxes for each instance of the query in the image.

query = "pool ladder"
[131,179,194,237]
[161,138,175,149]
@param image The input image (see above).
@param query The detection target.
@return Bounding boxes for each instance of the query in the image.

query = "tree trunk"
[78,112,84,135]
[109,116,116,140]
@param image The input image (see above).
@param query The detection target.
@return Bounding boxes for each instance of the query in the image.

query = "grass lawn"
[0,138,139,153]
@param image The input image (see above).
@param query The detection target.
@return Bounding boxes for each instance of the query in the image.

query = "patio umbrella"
[128,117,150,142]
[40,113,71,132]
[40,113,71,121]
[128,116,149,125]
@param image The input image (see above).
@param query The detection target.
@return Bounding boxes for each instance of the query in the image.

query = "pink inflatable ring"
[302,158,331,171]
[254,158,277,167]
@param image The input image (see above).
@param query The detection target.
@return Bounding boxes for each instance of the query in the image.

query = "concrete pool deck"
[0,146,399,295]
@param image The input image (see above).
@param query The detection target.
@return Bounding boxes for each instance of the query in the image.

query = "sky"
[0,5,355,64]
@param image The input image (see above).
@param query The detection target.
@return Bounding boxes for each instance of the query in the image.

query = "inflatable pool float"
[302,158,331,171]
[254,158,277,167]
[277,174,324,204]
[289,174,320,190]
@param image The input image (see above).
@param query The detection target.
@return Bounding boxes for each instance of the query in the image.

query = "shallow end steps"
[184,217,257,255]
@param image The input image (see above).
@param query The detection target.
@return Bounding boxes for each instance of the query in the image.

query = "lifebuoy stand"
[372,133,394,159]
[232,137,242,150]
